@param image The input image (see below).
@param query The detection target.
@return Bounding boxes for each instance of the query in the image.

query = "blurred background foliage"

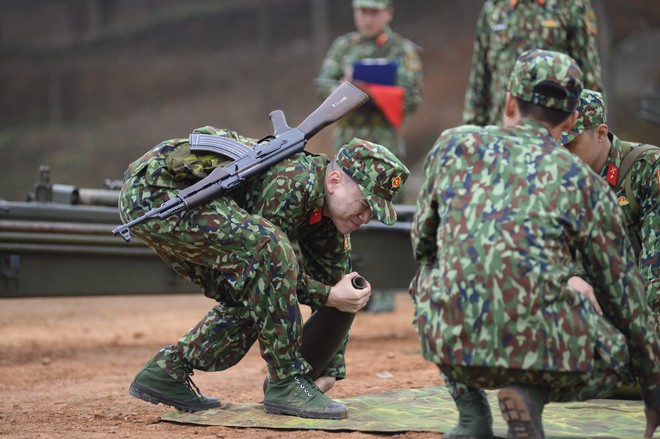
[1,0,659,203]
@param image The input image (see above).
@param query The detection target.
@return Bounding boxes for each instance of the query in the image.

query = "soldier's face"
[353,7,393,39]
[564,126,608,173]
[325,171,373,234]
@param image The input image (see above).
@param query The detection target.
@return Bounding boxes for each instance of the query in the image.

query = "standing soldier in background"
[411,49,660,438]
[463,0,603,126]
[561,89,660,327]
[315,0,423,163]
[316,0,422,312]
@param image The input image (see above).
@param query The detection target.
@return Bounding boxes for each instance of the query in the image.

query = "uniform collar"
[599,132,623,177]
[515,118,555,139]
[306,157,328,225]
[353,26,393,46]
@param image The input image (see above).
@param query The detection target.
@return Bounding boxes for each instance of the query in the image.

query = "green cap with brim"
[352,0,392,9]
[560,89,607,145]
[508,49,583,113]
[335,138,409,226]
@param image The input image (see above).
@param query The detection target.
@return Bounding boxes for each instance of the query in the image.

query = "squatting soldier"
[119,129,409,419]
[561,89,660,327]
[315,0,423,162]
[411,49,660,438]
[463,0,603,126]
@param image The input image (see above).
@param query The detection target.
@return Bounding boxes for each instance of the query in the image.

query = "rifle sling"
[616,144,660,187]
[616,143,660,217]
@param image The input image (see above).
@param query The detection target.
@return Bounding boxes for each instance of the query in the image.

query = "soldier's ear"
[325,169,343,193]
[384,7,394,23]
[595,124,609,143]
[503,92,518,125]
[560,110,579,133]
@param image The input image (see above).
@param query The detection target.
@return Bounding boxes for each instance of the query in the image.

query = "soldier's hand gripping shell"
[326,272,371,313]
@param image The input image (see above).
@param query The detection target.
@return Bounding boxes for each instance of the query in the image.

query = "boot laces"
[294,376,317,398]
[183,372,209,402]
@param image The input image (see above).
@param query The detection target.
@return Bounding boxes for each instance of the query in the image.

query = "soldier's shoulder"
[626,142,660,174]
[330,32,360,49]
[632,141,660,159]
[437,124,501,143]
[440,124,475,137]
[567,0,591,10]
[389,31,423,54]
[479,0,507,16]
[270,151,326,178]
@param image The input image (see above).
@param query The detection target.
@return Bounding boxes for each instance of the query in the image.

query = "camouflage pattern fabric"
[161,385,650,437]
[352,0,391,9]
[508,49,583,112]
[560,88,606,145]
[410,119,660,407]
[335,138,410,225]
[560,89,660,326]
[119,128,353,381]
[599,134,660,321]
[442,363,633,406]
[463,0,603,126]
[316,26,423,161]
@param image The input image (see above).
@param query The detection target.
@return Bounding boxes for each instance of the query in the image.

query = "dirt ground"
[0,292,444,439]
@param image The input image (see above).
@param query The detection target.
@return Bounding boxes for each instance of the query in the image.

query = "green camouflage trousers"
[441,332,635,404]
[119,174,312,381]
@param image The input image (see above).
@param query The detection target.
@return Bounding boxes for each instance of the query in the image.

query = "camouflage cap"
[335,138,409,225]
[508,49,583,112]
[352,0,392,9]
[560,89,607,145]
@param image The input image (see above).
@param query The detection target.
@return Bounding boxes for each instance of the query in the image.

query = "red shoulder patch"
[606,163,619,186]
[309,208,322,225]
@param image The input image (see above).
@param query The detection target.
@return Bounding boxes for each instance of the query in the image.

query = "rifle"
[112,82,368,241]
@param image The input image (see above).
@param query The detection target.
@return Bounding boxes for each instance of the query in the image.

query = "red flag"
[362,83,405,130]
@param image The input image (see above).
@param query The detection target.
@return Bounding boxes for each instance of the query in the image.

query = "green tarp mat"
[161,386,646,438]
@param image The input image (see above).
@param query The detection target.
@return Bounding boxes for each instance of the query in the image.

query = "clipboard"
[352,59,398,86]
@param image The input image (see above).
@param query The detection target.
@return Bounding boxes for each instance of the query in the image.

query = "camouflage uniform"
[463,0,603,126]
[412,49,660,423]
[602,136,660,312]
[561,90,660,325]
[119,127,409,383]
[316,11,423,161]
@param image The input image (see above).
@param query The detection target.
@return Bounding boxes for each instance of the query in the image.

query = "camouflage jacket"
[463,0,603,126]
[411,119,660,406]
[600,134,660,312]
[316,26,423,159]
[122,127,351,310]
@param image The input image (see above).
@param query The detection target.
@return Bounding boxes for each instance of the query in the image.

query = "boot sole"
[443,430,495,439]
[129,381,220,412]
[497,386,544,439]
[263,401,347,420]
